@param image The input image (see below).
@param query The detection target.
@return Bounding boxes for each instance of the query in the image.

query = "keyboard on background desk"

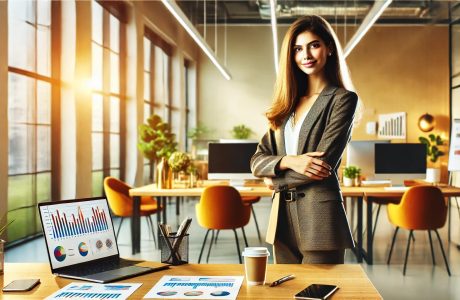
[383,186,409,191]
[234,186,253,191]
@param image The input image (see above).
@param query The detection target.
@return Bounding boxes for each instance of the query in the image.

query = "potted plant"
[231,124,253,140]
[168,151,192,188]
[343,165,361,187]
[419,133,445,183]
[0,214,14,275]
[138,114,177,187]
[187,124,214,160]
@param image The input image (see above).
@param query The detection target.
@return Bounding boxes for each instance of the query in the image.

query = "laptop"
[38,197,169,283]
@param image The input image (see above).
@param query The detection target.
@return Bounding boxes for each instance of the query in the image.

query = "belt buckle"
[285,191,296,202]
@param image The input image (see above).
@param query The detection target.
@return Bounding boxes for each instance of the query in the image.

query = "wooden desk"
[129,184,460,265]
[0,263,382,299]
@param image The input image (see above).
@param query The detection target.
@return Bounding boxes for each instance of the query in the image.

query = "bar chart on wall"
[378,112,406,139]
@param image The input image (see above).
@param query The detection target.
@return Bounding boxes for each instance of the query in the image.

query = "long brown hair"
[266,15,354,129]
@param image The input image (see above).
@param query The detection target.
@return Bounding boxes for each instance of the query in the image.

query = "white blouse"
[284,108,311,155]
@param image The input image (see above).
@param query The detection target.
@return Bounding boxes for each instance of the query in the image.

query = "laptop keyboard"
[65,259,134,276]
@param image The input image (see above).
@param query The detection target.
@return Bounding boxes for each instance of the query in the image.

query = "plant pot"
[426,168,441,184]
[0,239,5,275]
[343,177,354,187]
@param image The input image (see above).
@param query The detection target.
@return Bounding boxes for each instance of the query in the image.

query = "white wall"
[198,26,277,140]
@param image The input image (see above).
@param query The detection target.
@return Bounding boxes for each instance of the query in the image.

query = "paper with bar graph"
[45,282,142,300]
[378,112,406,139]
[144,276,243,299]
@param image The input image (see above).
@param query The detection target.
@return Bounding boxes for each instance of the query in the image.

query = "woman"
[250,15,357,264]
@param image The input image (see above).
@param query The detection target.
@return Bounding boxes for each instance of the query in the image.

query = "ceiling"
[176,0,454,26]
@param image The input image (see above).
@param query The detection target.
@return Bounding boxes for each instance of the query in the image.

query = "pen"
[269,274,295,287]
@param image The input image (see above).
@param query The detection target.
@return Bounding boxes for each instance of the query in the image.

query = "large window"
[91,1,123,196]
[7,0,52,242]
[143,31,174,184]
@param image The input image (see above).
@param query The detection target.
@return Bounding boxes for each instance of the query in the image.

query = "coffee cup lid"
[242,247,270,257]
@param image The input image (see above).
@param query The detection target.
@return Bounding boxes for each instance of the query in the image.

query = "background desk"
[0,263,382,299]
[129,185,460,264]
[129,185,273,254]
[355,186,460,264]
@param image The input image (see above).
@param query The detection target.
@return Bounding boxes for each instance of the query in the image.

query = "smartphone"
[294,284,338,300]
[2,279,40,292]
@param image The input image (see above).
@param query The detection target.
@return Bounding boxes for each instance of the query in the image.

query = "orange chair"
[367,196,401,243]
[104,177,162,246]
[241,196,262,242]
[196,186,251,263]
[387,186,450,276]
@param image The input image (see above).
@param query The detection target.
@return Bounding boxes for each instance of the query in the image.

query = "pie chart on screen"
[78,242,89,256]
[54,246,66,262]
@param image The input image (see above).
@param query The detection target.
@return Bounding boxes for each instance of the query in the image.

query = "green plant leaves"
[231,124,252,139]
[418,134,445,163]
[138,114,178,163]
[343,165,361,179]
[0,214,14,236]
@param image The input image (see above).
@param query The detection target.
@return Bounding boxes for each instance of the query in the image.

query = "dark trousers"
[273,199,345,264]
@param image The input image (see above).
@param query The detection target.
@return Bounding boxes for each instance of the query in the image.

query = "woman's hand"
[279,152,331,180]
[263,177,274,190]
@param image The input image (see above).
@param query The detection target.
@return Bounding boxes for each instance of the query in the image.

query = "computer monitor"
[208,142,258,186]
[346,140,390,180]
[374,143,427,186]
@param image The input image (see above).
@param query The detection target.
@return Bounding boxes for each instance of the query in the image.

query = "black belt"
[283,189,305,202]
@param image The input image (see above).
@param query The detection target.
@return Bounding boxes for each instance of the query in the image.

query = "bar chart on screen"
[41,203,110,240]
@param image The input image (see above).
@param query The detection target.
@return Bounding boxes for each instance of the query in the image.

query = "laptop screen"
[39,198,119,270]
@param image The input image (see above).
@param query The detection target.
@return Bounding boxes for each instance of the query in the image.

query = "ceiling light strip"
[343,0,392,58]
[161,0,232,80]
[270,0,279,74]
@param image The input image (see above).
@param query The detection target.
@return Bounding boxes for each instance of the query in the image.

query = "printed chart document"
[45,282,142,299]
[144,276,244,299]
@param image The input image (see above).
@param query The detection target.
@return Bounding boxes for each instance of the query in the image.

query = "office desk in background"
[129,184,460,265]
[0,263,382,299]
[129,184,273,254]
[355,186,460,264]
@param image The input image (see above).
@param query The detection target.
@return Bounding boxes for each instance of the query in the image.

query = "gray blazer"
[251,85,356,251]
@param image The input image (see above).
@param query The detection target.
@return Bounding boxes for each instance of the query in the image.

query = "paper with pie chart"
[144,276,243,299]
[39,199,118,269]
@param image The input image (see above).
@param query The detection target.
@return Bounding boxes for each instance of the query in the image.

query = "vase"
[173,171,190,188]
[426,168,441,184]
[189,172,197,188]
[343,177,354,187]
[353,177,361,187]
[156,157,172,189]
[0,239,4,275]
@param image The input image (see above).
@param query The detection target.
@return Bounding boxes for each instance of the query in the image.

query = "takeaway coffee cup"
[242,247,270,285]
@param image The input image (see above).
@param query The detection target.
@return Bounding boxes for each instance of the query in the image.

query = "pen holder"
[160,233,189,265]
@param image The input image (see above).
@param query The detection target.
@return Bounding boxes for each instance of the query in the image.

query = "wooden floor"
[6,196,460,300]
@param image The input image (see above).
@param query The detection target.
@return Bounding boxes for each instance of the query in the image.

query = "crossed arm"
[250,91,358,192]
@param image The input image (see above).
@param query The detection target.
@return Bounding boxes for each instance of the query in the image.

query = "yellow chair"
[387,185,450,276]
[103,177,161,246]
[241,196,262,243]
[196,186,251,263]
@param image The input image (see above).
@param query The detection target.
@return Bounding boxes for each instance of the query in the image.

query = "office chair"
[367,196,401,244]
[241,196,262,243]
[103,177,161,246]
[386,185,451,276]
[212,196,261,248]
[195,185,251,264]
